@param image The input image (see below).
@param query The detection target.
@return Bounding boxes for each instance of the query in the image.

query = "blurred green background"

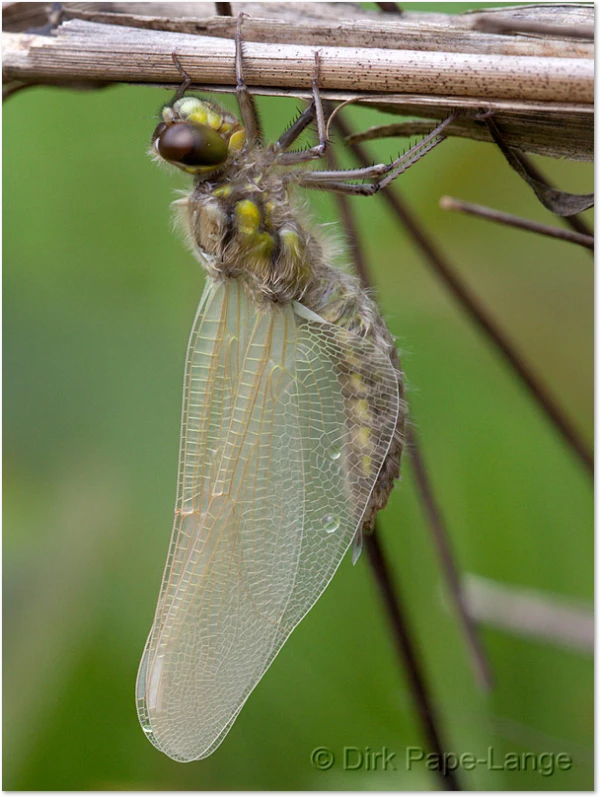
[4,2,592,790]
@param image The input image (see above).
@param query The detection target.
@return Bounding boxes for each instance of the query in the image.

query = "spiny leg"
[276,52,328,166]
[272,101,317,153]
[235,12,262,144]
[293,114,456,195]
[295,136,444,194]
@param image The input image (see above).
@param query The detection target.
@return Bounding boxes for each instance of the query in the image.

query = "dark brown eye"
[155,123,229,167]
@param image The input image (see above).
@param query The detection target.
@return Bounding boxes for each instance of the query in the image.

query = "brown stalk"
[365,528,461,791]
[440,196,594,251]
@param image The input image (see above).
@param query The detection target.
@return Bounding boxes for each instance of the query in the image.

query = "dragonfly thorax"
[184,177,326,303]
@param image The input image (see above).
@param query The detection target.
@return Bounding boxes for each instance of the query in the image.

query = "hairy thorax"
[179,157,325,306]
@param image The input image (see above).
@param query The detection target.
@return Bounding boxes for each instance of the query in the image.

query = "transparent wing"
[136,278,399,762]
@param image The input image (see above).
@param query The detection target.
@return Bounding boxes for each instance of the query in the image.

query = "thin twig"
[440,196,594,251]
[462,574,594,653]
[365,529,461,791]
[406,428,493,691]
[325,136,493,692]
[342,112,592,162]
[335,114,593,478]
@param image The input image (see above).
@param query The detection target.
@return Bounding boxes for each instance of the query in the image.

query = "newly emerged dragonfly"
[136,27,448,762]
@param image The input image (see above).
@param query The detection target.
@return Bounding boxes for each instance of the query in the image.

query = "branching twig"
[406,428,493,691]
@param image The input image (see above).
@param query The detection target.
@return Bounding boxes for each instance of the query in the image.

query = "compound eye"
[154,122,229,167]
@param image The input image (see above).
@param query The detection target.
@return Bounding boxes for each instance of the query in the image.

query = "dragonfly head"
[152,98,246,177]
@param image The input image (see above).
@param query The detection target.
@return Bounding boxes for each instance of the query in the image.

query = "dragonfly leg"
[235,12,263,144]
[294,115,456,195]
[273,102,317,153]
[276,52,328,166]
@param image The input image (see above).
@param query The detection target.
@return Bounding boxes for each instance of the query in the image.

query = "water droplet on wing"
[328,444,341,461]
[322,514,340,533]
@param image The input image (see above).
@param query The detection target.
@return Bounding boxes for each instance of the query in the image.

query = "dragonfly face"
[152,97,246,175]
[137,49,406,763]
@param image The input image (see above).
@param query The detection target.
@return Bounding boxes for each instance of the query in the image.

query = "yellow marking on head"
[229,130,246,151]
[221,122,232,133]
[206,108,222,130]
[176,97,205,119]
[213,186,232,199]
[362,455,372,477]
[188,110,208,126]
[235,200,261,235]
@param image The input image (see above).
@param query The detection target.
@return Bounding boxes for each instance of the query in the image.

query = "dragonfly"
[136,22,449,763]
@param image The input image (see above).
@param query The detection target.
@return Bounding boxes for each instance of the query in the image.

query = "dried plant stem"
[365,529,461,791]
[2,20,593,104]
[334,115,593,478]
[440,196,594,251]
[473,15,595,40]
